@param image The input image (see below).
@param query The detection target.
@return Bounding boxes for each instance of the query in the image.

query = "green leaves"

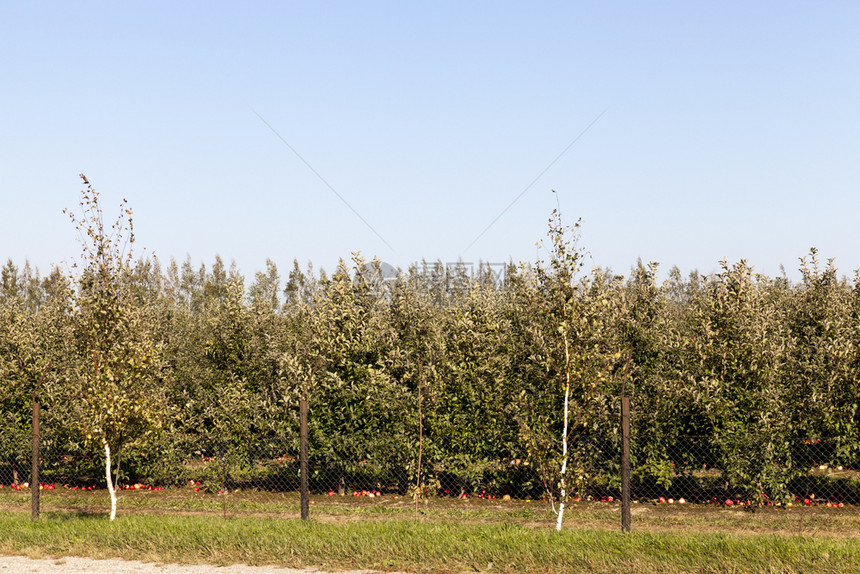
[5,188,860,506]
[63,176,165,466]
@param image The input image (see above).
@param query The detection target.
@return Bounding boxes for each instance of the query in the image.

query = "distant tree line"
[2,190,859,504]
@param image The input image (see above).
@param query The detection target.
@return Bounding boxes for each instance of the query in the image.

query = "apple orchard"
[1,179,859,515]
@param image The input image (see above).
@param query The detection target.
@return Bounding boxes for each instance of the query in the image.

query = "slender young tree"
[517,202,628,530]
[526,205,587,530]
[65,174,164,520]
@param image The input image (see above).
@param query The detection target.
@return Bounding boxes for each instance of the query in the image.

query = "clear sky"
[3,1,859,282]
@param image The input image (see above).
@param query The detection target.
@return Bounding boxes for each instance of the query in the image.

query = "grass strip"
[1,512,859,573]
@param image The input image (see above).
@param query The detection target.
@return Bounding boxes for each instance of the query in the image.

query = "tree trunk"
[556,380,570,531]
[556,334,572,532]
[104,439,117,521]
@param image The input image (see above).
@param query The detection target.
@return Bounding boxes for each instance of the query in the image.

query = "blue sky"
[2,1,859,281]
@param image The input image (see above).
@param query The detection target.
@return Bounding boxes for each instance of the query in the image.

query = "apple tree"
[684,259,795,503]
[0,263,71,487]
[422,274,517,496]
[784,250,860,467]
[307,255,412,491]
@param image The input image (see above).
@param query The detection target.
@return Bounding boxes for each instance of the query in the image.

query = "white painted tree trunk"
[556,333,573,531]
[556,379,570,531]
[104,439,117,521]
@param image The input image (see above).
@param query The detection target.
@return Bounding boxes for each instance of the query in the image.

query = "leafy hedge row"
[2,212,860,502]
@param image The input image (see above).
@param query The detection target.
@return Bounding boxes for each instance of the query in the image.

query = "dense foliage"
[2,194,860,504]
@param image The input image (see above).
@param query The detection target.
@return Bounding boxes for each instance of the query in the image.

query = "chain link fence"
[2,431,858,515]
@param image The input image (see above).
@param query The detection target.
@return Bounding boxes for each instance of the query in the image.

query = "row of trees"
[2,180,860,517]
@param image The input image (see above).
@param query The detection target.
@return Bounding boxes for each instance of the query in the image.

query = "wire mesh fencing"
[2,432,858,517]
[586,435,860,508]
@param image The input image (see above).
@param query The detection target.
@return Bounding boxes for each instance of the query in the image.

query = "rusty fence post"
[621,395,631,532]
[31,392,40,520]
[300,397,309,520]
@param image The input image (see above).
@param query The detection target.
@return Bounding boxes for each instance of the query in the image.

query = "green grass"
[3,487,860,572]
[3,487,860,533]
[1,511,859,573]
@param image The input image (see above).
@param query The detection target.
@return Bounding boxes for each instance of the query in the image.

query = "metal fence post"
[621,395,631,533]
[300,397,309,520]
[31,392,40,521]
[220,442,227,520]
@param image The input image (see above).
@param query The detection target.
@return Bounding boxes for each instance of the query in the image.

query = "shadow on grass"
[41,509,106,521]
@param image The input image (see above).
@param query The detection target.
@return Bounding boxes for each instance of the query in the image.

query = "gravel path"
[0,555,408,574]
